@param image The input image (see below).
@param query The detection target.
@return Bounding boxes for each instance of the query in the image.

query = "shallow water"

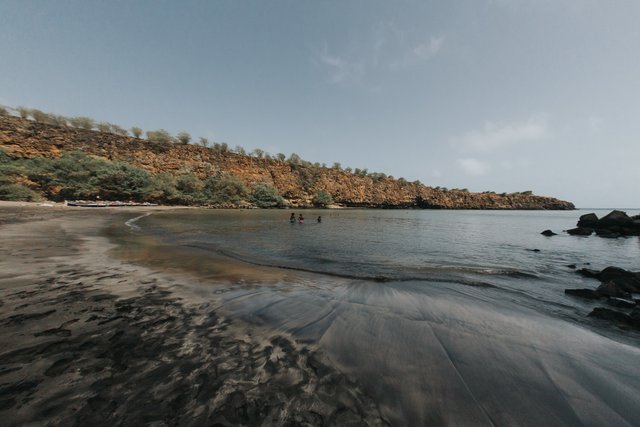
[114,209,640,426]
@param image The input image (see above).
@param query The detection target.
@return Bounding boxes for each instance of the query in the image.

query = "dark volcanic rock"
[595,229,621,238]
[577,268,601,278]
[572,210,640,238]
[597,267,640,293]
[577,213,599,228]
[566,227,593,236]
[589,307,635,325]
[564,289,602,300]
[599,210,631,227]
[606,298,637,309]
[541,229,557,236]
[596,282,631,299]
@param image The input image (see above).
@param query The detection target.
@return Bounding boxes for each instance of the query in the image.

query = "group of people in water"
[290,213,321,224]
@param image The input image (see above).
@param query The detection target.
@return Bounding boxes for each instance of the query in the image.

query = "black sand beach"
[0,203,386,426]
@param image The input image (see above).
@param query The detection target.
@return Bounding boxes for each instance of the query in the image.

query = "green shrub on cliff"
[23,151,153,201]
[146,129,174,144]
[92,163,152,200]
[176,131,191,145]
[0,184,41,201]
[69,116,96,130]
[130,127,143,138]
[17,107,30,119]
[203,174,247,204]
[312,191,333,207]
[249,184,284,208]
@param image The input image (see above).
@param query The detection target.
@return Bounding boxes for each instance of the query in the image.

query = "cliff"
[0,115,574,209]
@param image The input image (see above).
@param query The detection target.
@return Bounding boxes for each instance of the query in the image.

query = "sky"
[1,0,639,208]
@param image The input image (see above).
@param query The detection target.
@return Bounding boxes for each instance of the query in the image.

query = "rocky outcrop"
[0,116,576,209]
[565,266,640,330]
[566,210,640,237]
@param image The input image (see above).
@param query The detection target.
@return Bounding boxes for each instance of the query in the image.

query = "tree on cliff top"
[69,116,96,130]
[146,129,174,145]
[130,127,143,138]
[176,131,191,145]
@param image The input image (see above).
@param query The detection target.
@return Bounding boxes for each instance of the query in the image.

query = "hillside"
[0,115,574,209]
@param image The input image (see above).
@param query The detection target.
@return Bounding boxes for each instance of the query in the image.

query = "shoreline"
[0,205,387,425]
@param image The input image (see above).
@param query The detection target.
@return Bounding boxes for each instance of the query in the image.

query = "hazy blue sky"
[1,0,639,208]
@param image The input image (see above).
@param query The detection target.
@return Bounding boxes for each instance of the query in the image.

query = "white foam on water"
[125,212,152,231]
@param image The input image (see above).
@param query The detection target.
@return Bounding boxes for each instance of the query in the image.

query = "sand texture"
[0,203,387,426]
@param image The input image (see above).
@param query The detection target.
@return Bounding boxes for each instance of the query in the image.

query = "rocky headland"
[0,115,574,209]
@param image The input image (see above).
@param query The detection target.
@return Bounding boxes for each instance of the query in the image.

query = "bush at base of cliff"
[312,191,333,207]
[203,174,247,205]
[250,184,284,208]
[23,151,153,202]
[0,184,41,202]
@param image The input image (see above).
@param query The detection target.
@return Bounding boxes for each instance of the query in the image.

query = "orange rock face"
[0,116,575,209]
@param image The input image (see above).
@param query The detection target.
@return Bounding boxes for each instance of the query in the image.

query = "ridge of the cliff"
[0,115,575,209]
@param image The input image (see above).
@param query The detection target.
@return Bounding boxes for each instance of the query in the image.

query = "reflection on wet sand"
[110,225,640,426]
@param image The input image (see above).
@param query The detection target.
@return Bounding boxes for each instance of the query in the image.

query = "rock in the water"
[564,288,602,300]
[596,267,640,293]
[596,282,631,299]
[571,210,640,238]
[595,228,621,238]
[588,307,635,328]
[599,210,631,227]
[566,264,577,269]
[566,227,593,236]
[606,298,637,309]
[577,213,599,228]
[541,229,557,236]
[577,268,601,278]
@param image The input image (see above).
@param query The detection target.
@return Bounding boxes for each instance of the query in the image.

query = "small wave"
[125,213,152,231]
[184,244,501,289]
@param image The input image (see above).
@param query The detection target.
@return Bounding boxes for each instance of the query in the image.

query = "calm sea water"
[119,208,640,426]
[133,209,639,324]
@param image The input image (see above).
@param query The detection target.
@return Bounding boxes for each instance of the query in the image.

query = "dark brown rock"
[596,282,631,299]
[564,289,602,300]
[577,213,598,228]
[606,298,637,309]
[588,307,638,329]
[566,227,593,236]
[599,210,631,227]
[541,229,557,236]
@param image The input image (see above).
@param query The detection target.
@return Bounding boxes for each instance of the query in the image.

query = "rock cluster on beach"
[566,210,640,237]
[0,115,575,209]
[565,266,640,330]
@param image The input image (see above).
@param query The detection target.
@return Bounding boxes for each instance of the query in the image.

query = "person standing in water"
[298,214,304,224]
[290,213,296,223]
[317,216,322,223]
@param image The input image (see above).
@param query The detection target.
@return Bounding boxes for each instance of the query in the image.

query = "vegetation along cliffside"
[0,110,574,209]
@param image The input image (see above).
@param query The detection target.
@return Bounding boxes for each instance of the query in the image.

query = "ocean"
[116,208,640,426]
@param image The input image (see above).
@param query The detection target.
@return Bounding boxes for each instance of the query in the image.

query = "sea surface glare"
[122,209,640,426]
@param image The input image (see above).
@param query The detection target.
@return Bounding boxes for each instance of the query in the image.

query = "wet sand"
[3,203,640,426]
[0,203,387,426]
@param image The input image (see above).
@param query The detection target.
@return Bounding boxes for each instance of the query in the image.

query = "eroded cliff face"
[0,116,574,209]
